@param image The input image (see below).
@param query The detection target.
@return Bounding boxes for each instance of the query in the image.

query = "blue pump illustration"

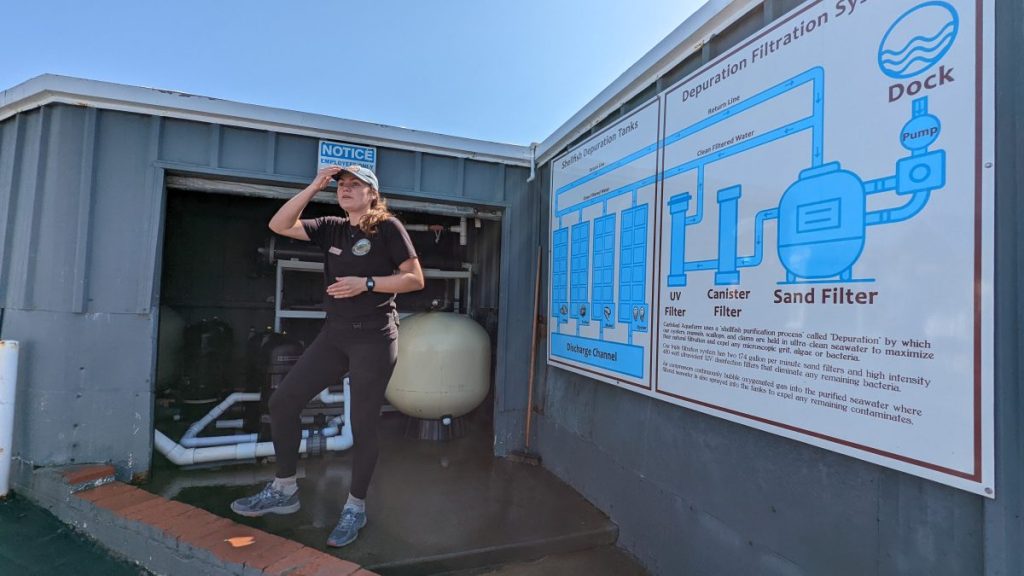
[666,67,946,286]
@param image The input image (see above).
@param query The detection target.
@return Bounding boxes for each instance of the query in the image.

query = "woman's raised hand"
[313,166,343,190]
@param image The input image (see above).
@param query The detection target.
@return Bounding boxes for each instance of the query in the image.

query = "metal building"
[0,74,538,481]
[1,0,1021,575]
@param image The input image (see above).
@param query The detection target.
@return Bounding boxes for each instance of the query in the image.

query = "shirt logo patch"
[352,239,372,256]
[328,246,343,255]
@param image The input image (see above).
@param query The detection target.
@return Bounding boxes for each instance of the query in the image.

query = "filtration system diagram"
[549,102,659,381]
[664,67,947,286]
[547,0,993,497]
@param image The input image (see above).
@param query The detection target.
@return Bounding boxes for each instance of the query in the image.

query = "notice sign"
[548,0,994,496]
[318,140,377,172]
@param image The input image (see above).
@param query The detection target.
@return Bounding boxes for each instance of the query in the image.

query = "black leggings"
[268,318,398,499]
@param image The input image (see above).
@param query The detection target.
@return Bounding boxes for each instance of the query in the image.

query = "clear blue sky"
[5,0,705,145]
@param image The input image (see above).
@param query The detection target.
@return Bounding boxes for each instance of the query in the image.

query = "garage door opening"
[151,180,503,472]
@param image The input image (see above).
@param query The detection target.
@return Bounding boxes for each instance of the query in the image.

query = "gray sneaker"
[230,482,300,517]
[326,507,367,548]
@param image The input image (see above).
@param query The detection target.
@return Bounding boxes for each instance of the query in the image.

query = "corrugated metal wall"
[532,1,1022,575]
[0,104,533,481]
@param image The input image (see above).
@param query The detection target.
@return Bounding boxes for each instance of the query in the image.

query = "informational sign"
[318,140,377,172]
[548,100,660,388]
[547,0,994,496]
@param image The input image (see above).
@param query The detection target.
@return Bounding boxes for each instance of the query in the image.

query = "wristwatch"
[365,277,376,292]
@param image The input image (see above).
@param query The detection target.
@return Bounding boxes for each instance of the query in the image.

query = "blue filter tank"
[777,162,866,281]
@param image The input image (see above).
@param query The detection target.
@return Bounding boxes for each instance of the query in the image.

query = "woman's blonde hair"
[355,188,393,235]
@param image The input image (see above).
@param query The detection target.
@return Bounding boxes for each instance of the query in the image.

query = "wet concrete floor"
[145,413,644,575]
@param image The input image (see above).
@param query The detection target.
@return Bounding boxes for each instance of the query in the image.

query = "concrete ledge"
[18,464,378,576]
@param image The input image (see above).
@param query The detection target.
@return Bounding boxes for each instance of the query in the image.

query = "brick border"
[22,464,377,576]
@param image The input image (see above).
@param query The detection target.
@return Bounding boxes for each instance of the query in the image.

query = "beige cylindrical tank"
[386,312,491,419]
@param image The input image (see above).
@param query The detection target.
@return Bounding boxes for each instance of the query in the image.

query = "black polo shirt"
[301,216,418,322]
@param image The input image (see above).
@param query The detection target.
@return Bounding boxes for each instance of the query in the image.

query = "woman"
[231,164,424,548]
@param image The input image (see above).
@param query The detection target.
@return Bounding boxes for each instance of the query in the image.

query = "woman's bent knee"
[268,389,298,421]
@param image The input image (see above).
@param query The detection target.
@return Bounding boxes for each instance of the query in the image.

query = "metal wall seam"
[208,124,221,168]
[414,152,423,193]
[136,116,162,314]
[264,131,276,174]
[456,158,466,198]
[498,163,508,202]
[0,116,23,306]
[14,108,51,310]
[494,200,514,450]
[72,108,98,314]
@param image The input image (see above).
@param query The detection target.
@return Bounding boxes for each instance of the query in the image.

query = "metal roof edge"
[535,0,762,166]
[0,74,532,166]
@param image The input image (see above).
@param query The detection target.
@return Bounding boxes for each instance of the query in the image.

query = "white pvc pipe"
[156,382,353,466]
[155,426,353,466]
[179,384,348,448]
[181,433,258,448]
[214,419,244,429]
[313,415,344,437]
[180,415,343,448]
[404,220,468,246]
[0,341,18,498]
[527,143,537,182]
[181,392,260,442]
[156,430,279,465]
